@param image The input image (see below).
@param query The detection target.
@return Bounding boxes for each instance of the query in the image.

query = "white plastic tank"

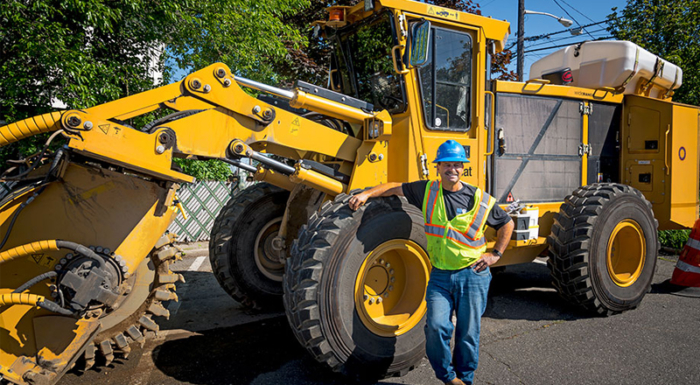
[529,41,683,98]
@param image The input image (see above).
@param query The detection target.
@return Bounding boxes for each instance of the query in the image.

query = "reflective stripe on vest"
[445,228,487,249]
[465,199,491,240]
[425,180,440,224]
[422,180,496,270]
[425,223,487,248]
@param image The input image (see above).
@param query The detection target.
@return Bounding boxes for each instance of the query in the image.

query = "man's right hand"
[348,193,369,211]
[347,183,404,211]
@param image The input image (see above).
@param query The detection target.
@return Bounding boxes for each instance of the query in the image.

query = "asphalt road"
[58,250,699,385]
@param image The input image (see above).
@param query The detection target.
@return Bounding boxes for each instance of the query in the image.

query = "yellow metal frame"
[606,219,646,287]
[495,80,625,104]
[354,239,431,337]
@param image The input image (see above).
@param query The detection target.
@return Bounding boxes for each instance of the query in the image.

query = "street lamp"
[524,10,573,27]
[516,0,576,81]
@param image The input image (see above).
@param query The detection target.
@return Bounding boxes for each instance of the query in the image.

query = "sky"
[478,0,628,79]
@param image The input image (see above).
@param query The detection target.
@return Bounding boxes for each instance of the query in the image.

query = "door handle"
[664,124,671,175]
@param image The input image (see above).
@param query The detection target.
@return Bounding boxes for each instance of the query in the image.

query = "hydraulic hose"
[0,184,48,251]
[0,240,59,263]
[0,111,62,147]
[13,271,58,293]
[0,240,104,269]
[0,293,75,316]
[0,148,64,250]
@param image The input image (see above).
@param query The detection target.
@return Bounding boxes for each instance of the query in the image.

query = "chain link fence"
[168,181,235,242]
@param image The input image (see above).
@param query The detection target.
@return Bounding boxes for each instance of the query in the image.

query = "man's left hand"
[473,253,500,272]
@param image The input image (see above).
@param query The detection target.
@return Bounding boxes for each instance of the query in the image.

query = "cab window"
[418,28,472,131]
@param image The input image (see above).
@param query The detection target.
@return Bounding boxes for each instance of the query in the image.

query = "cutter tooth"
[154,246,177,262]
[114,333,129,349]
[126,325,146,347]
[154,234,171,250]
[99,340,114,366]
[159,273,184,284]
[84,344,97,370]
[154,289,178,302]
[148,302,171,319]
[139,315,159,332]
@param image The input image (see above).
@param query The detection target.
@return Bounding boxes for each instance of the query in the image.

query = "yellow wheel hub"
[606,219,646,287]
[354,240,431,337]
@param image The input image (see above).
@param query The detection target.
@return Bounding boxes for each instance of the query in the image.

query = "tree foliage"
[0,0,309,180]
[607,0,700,106]
[1,0,517,180]
[280,0,516,86]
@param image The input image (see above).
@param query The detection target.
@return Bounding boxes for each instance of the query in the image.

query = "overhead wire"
[552,0,595,39]
[524,36,614,53]
[558,0,596,23]
[504,20,608,52]
[524,20,608,43]
[525,28,609,49]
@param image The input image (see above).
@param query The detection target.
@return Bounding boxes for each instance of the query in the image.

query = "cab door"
[415,25,479,183]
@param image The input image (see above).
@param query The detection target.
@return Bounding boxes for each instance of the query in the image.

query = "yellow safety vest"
[422,180,497,270]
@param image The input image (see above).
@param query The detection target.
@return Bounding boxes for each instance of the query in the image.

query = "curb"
[182,248,209,258]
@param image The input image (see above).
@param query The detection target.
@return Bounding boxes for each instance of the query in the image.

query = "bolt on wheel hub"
[355,240,430,337]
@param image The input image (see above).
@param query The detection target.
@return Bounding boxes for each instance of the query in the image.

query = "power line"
[526,20,607,42]
[552,0,595,39]
[558,0,596,23]
[505,20,608,51]
[524,37,614,53]
[525,28,609,49]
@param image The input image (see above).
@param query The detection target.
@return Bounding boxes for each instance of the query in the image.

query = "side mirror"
[409,20,431,68]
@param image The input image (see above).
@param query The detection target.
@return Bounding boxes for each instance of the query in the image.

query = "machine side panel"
[669,105,700,227]
[588,103,622,184]
[493,93,583,203]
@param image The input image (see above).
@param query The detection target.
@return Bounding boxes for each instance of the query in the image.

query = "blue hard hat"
[433,140,470,163]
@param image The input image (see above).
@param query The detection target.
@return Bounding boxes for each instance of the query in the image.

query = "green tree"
[280,0,516,85]
[0,0,309,180]
[607,0,700,106]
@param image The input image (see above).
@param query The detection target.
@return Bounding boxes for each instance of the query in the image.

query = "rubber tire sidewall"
[589,192,657,310]
[209,183,289,308]
[233,194,286,297]
[319,197,427,377]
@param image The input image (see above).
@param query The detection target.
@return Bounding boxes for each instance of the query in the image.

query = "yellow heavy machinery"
[1,0,698,383]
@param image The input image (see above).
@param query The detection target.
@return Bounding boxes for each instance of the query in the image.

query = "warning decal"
[290,117,300,136]
[427,6,459,20]
[99,124,110,134]
[506,192,515,202]
[30,254,55,267]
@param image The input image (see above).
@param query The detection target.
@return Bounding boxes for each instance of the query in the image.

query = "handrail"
[484,91,496,156]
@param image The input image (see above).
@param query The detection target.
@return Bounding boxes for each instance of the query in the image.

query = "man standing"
[349,140,514,385]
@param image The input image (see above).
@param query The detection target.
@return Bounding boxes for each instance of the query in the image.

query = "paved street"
[59,249,700,385]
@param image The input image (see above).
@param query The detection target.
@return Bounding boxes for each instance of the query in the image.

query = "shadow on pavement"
[485,262,589,321]
[151,264,591,384]
[153,316,351,385]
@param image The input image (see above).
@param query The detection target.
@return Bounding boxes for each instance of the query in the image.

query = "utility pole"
[517,0,525,81]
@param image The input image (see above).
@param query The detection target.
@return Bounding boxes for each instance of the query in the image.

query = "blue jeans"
[425,266,491,384]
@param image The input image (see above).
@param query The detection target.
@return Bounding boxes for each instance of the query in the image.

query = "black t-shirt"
[402,180,512,230]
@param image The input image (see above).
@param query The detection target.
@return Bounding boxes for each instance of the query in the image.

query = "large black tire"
[547,183,659,316]
[284,194,430,379]
[209,183,290,309]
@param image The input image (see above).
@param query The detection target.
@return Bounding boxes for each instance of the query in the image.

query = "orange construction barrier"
[670,219,700,288]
